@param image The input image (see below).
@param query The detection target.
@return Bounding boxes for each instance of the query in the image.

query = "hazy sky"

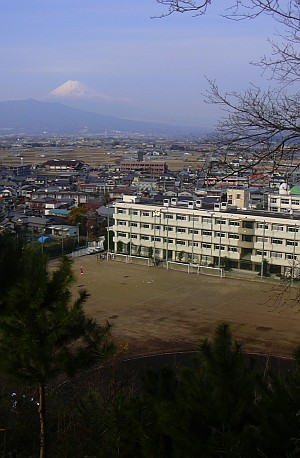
[1,0,278,128]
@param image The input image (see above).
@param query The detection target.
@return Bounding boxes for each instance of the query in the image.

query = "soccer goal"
[197,265,224,278]
[167,261,190,273]
[128,255,151,267]
[167,261,224,278]
[113,253,128,263]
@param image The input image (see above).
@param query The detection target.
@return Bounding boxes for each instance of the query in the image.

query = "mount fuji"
[45,80,144,123]
[0,81,211,136]
[47,80,124,102]
[45,80,210,128]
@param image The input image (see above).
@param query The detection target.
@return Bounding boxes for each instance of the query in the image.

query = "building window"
[286,254,298,260]
[177,215,187,221]
[229,220,240,227]
[215,219,226,225]
[153,237,161,242]
[189,229,199,234]
[141,235,150,240]
[228,234,239,240]
[214,244,225,251]
[242,221,254,229]
[257,223,269,229]
[242,235,253,242]
[188,241,199,247]
[286,240,298,246]
[270,198,277,204]
[202,217,212,224]
[131,234,138,239]
[271,251,282,258]
[202,230,212,236]
[177,228,186,233]
[165,226,173,232]
[119,221,127,226]
[142,224,150,229]
[202,243,211,249]
[256,236,268,243]
[142,211,150,217]
[215,232,226,238]
[272,224,284,231]
[130,222,138,227]
[272,238,283,245]
[228,246,238,252]
[177,240,186,245]
[291,200,300,205]
[189,216,199,222]
[270,207,278,212]
[256,250,267,256]
[287,226,299,232]
[165,214,174,219]
[281,199,290,204]
[117,232,127,237]
[117,209,125,214]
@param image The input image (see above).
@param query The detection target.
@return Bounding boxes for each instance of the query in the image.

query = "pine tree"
[0,242,114,458]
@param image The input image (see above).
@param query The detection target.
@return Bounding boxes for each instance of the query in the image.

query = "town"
[0,134,299,279]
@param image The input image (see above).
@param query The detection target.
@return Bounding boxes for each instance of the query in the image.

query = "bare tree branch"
[204,80,300,174]
[154,0,211,17]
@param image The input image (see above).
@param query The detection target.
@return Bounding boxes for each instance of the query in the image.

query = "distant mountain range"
[0,98,210,137]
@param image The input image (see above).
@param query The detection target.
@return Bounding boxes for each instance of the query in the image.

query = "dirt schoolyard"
[70,255,300,359]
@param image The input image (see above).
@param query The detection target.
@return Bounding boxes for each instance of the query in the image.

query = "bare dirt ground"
[69,255,300,359]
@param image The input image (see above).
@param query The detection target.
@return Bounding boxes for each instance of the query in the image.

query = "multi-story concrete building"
[113,195,300,277]
[120,160,168,177]
[41,159,85,172]
[268,183,300,214]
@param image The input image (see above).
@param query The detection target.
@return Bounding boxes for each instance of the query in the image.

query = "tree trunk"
[39,383,46,458]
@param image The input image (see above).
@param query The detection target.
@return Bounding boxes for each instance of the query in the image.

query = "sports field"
[69,255,300,359]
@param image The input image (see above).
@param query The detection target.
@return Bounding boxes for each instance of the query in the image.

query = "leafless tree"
[156,1,300,177]
[155,0,211,17]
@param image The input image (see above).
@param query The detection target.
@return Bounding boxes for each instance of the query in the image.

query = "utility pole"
[260,220,266,279]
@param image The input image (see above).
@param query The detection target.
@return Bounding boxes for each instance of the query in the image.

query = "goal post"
[128,255,151,267]
[197,265,224,278]
[167,261,224,278]
[113,253,151,266]
[166,261,190,273]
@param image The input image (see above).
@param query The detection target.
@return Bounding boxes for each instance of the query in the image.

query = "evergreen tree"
[157,323,258,457]
[0,242,114,458]
[0,235,24,312]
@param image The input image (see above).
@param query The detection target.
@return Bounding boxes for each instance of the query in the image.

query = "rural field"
[68,255,300,359]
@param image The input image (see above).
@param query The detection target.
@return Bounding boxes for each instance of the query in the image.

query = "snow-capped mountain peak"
[48,80,101,98]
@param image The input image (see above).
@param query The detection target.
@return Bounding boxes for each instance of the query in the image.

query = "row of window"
[116,212,298,233]
[116,233,298,260]
[117,210,230,225]
[256,250,298,261]
[270,198,300,205]
[257,237,298,246]
[117,232,239,251]
[117,225,299,246]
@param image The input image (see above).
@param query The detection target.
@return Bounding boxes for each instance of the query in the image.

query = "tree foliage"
[68,206,87,226]
[2,322,300,456]
[0,239,114,457]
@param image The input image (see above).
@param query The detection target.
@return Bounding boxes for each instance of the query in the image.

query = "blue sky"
[0,0,277,128]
